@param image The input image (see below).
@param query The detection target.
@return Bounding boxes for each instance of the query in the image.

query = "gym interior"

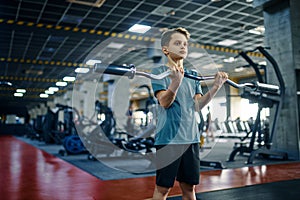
[1,0,300,199]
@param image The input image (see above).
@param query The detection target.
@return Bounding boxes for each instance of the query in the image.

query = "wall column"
[254,0,300,159]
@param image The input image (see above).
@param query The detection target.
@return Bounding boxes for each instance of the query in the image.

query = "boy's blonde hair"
[161,27,190,47]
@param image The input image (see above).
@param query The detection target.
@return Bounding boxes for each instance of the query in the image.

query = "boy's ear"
[162,46,169,55]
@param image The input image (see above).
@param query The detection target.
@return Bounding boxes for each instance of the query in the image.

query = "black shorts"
[155,143,200,188]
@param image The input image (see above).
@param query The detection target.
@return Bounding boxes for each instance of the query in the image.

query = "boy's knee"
[180,182,195,193]
[153,185,171,199]
[156,185,171,195]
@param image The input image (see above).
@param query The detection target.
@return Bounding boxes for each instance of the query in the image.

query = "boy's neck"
[166,57,184,69]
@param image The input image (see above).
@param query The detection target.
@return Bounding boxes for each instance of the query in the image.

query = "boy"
[151,27,228,200]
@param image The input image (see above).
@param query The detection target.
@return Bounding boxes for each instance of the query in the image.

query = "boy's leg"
[153,145,185,199]
[152,185,171,200]
[176,143,200,200]
[179,182,196,200]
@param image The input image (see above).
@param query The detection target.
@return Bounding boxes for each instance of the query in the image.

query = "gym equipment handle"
[94,63,279,93]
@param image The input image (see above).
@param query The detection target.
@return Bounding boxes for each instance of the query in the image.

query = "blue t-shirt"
[151,66,203,145]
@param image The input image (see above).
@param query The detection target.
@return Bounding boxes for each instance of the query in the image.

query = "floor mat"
[167,179,300,200]
[16,136,155,180]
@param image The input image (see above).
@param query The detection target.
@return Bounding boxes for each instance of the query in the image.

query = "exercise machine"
[55,104,87,155]
[39,103,86,155]
[94,99,155,154]
[226,46,288,164]
[41,106,62,144]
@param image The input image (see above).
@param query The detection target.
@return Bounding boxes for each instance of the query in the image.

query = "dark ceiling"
[0,0,266,113]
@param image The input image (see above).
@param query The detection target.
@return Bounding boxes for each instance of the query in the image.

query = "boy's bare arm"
[157,56,184,108]
[194,72,228,110]
[194,85,219,111]
[156,78,181,108]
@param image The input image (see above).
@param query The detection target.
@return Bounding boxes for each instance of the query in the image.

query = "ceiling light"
[40,94,49,98]
[223,57,235,63]
[152,6,174,16]
[259,61,267,65]
[218,39,238,46]
[66,0,106,8]
[128,24,151,34]
[25,69,43,75]
[107,42,125,49]
[14,93,23,97]
[75,67,90,73]
[48,87,59,92]
[249,29,261,35]
[0,81,13,86]
[16,89,26,93]
[86,59,101,65]
[246,0,253,2]
[45,90,54,95]
[188,52,205,59]
[56,81,68,87]
[249,26,265,35]
[63,76,76,82]
[166,10,175,16]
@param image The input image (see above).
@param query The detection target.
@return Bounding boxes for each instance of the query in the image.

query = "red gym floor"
[1,135,300,200]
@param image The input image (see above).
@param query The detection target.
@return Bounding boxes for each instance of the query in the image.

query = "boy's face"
[163,32,188,60]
